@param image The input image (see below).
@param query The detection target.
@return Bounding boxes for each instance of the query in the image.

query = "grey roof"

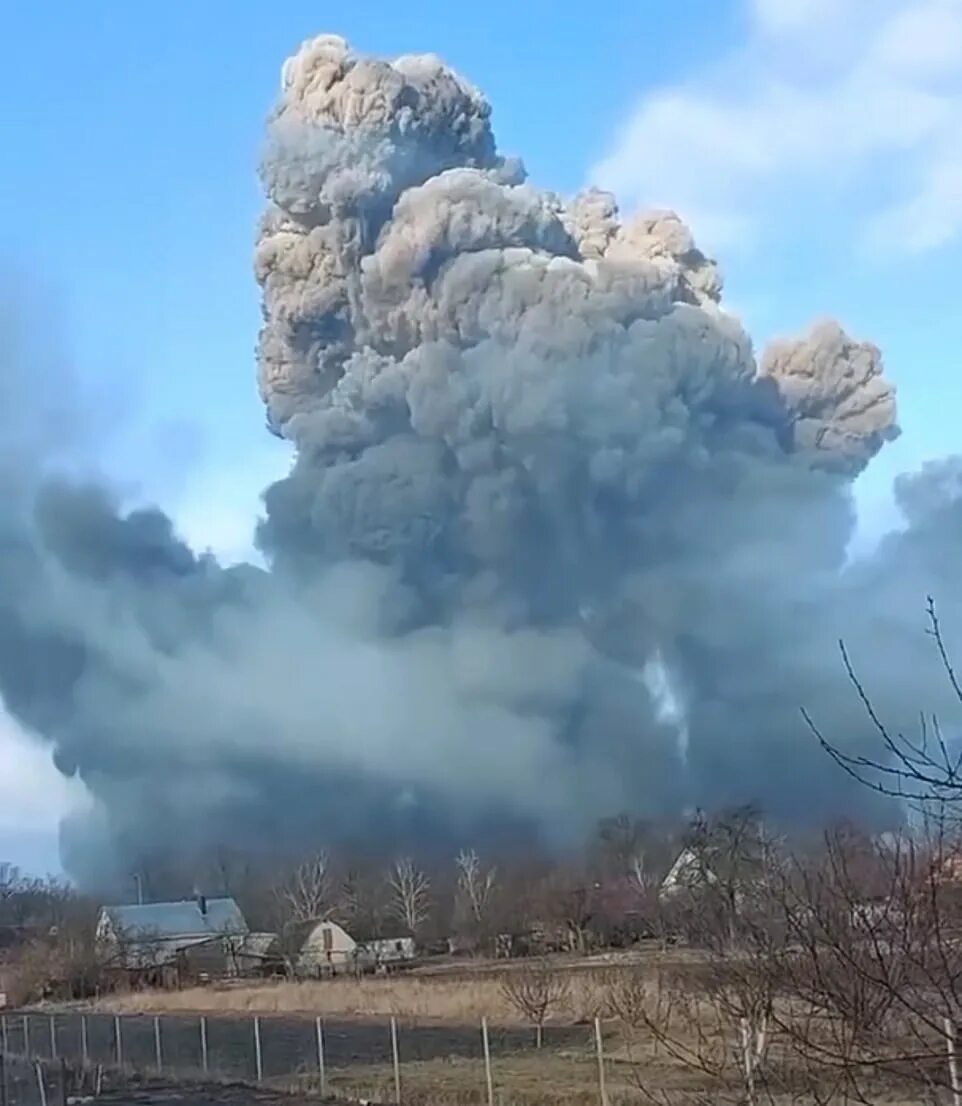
[101,898,248,941]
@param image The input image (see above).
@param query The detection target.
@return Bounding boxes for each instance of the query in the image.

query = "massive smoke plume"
[1,35,960,887]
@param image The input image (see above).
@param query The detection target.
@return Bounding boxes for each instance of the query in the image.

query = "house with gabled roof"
[96,894,255,982]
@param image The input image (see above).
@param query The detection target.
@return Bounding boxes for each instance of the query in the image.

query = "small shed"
[362,936,416,967]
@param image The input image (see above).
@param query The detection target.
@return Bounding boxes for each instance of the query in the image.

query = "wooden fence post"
[253,1016,263,1083]
[315,1017,326,1096]
[594,1018,609,1106]
[154,1016,163,1072]
[390,1016,401,1104]
[34,1060,48,1106]
[200,1016,208,1075]
[49,1016,57,1061]
[80,1016,89,1068]
[114,1015,123,1070]
[481,1017,494,1106]
[22,1016,29,1058]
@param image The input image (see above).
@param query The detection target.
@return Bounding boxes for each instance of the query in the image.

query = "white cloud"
[751,0,841,35]
[591,0,962,257]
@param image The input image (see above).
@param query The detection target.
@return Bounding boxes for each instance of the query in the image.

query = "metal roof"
[101,898,248,940]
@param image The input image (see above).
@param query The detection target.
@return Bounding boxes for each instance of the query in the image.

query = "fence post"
[253,1016,262,1083]
[154,1016,163,1072]
[481,1018,494,1106]
[0,1052,6,1106]
[80,1016,89,1068]
[49,1015,57,1061]
[22,1015,29,1058]
[200,1016,208,1075]
[1,1013,6,1056]
[594,1017,608,1106]
[390,1016,401,1105]
[35,1060,48,1106]
[315,1017,326,1095]
[60,1057,68,1106]
[114,1015,123,1070]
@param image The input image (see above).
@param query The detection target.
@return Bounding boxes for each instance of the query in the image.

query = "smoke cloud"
[1,35,960,887]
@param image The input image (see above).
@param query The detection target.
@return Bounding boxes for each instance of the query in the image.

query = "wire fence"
[0,1011,609,1104]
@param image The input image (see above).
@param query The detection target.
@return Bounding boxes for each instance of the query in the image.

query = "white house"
[658,847,719,900]
[296,920,357,976]
[295,921,416,977]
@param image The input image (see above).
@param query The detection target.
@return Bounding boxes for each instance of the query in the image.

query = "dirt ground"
[2,1069,327,1106]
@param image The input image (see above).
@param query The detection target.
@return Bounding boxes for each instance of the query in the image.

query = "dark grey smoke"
[0,35,958,887]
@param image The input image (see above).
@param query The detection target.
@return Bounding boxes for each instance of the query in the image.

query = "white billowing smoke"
[640,650,689,767]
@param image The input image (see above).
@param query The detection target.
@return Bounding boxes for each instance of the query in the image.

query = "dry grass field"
[91,948,698,1024]
[93,970,609,1026]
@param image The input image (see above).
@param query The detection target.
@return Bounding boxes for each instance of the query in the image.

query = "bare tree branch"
[386,857,431,936]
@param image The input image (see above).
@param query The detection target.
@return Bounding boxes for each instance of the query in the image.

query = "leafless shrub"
[499,959,571,1047]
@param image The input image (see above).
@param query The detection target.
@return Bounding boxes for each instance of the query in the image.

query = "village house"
[293,920,416,977]
[95,894,265,986]
[659,846,720,900]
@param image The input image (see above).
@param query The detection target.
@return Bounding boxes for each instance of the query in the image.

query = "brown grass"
[287,1037,923,1106]
[290,1048,638,1106]
[93,972,609,1026]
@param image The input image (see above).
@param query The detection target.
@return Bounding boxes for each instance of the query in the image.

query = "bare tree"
[500,959,570,1047]
[661,806,777,955]
[607,959,781,1106]
[807,597,962,817]
[338,865,388,944]
[800,600,962,1098]
[535,868,598,953]
[455,849,497,939]
[275,852,332,923]
[387,857,431,936]
[770,822,962,1104]
[596,814,678,888]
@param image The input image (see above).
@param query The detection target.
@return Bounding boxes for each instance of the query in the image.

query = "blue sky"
[2,0,960,874]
